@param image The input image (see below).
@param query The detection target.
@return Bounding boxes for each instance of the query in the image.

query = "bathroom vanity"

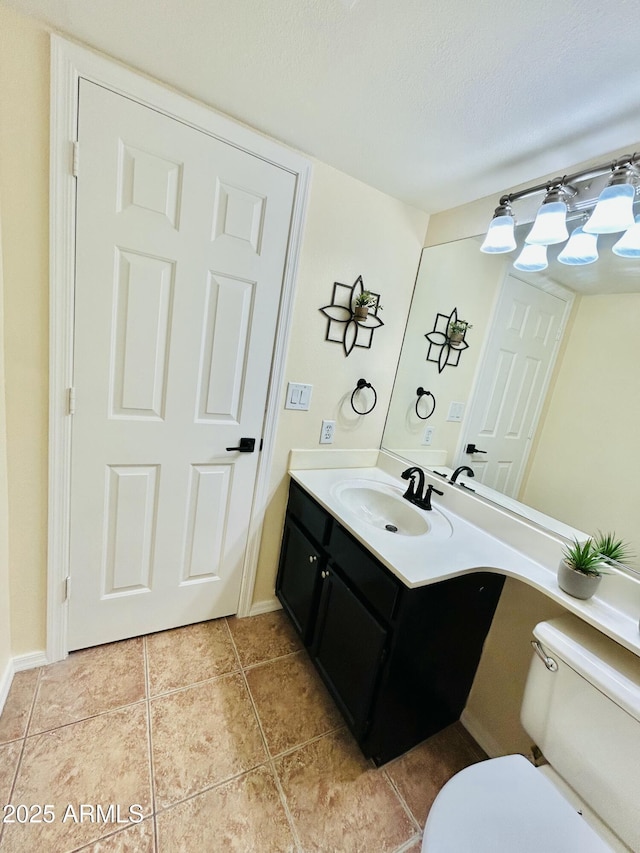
[275,452,640,766]
[277,478,504,764]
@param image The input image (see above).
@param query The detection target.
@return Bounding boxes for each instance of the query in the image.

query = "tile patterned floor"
[0,612,485,852]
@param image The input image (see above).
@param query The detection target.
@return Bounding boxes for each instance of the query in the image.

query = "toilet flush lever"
[531,640,558,672]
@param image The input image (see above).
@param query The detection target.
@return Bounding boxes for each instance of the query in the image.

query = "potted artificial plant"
[353,291,379,320]
[557,538,604,600]
[448,319,472,345]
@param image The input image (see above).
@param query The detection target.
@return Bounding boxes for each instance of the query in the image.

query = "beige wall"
[254,161,429,603]
[0,6,50,656]
[521,292,640,553]
[462,578,566,757]
[0,209,13,679]
[0,6,429,652]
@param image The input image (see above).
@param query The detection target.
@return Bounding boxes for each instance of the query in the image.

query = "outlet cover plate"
[320,419,336,444]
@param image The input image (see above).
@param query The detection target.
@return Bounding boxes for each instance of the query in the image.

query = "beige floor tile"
[0,740,22,805]
[0,668,40,743]
[73,818,155,852]
[384,723,483,827]
[150,672,267,809]
[1,703,152,853]
[227,611,302,668]
[156,765,296,852]
[245,651,342,756]
[29,639,145,734]
[146,619,239,696]
[276,729,415,853]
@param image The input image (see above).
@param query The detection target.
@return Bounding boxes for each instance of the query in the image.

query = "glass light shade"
[513,243,548,272]
[525,201,569,245]
[583,184,636,234]
[612,215,640,258]
[557,226,598,265]
[480,215,516,253]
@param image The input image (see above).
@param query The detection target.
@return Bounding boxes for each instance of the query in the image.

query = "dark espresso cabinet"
[276,479,505,765]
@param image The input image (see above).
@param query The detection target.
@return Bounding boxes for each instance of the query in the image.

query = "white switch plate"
[285,382,313,410]
[422,426,434,445]
[320,420,336,444]
[446,401,465,422]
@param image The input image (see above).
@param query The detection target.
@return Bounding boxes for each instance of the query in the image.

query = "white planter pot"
[557,559,602,600]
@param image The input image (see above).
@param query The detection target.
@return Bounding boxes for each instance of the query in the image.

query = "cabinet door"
[312,568,388,737]
[276,518,323,644]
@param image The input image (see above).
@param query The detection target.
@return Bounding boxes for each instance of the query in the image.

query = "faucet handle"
[416,484,443,511]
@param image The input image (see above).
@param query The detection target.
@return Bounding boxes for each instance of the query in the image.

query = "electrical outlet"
[422,426,434,445]
[320,419,336,444]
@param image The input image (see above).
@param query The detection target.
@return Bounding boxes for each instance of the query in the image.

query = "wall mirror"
[382,201,640,570]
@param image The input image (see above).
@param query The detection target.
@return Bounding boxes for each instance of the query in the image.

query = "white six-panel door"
[68,80,296,649]
[455,274,570,498]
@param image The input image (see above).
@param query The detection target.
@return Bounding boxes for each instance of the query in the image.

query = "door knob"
[465,443,487,454]
[226,437,256,453]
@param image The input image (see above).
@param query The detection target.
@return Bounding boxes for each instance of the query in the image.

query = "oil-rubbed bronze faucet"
[450,465,474,484]
[401,467,443,511]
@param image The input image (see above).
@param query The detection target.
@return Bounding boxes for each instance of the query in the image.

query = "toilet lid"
[422,754,613,853]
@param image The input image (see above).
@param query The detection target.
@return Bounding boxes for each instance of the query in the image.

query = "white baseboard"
[0,650,47,719]
[460,708,505,759]
[0,658,14,718]
[248,598,282,617]
[13,651,48,672]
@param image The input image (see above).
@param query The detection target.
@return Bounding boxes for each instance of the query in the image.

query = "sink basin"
[330,479,453,539]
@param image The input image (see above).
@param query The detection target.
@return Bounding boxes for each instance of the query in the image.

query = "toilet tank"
[521,615,640,852]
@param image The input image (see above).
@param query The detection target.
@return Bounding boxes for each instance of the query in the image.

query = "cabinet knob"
[321,570,329,579]
[308,555,317,563]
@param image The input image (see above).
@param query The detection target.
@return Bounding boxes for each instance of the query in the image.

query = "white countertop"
[289,462,640,658]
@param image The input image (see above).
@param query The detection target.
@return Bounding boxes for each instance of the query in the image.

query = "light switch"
[446,401,465,422]
[285,382,313,411]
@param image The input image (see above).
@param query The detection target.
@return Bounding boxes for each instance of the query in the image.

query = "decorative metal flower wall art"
[320,276,384,357]
[425,307,470,372]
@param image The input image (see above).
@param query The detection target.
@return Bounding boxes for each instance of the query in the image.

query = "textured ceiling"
[3,0,640,212]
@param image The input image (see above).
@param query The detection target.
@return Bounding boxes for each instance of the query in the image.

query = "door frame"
[48,36,311,662]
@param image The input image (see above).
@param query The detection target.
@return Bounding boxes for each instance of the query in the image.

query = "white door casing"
[455,274,572,497]
[49,39,311,660]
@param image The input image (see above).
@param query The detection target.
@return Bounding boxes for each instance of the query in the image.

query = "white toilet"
[422,614,640,852]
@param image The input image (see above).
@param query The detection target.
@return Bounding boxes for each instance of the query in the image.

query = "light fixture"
[480,153,640,272]
[557,225,598,266]
[513,243,548,272]
[583,161,639,234]
[612,215,640,258]
[525,185,575,245]
[480,200,516,253]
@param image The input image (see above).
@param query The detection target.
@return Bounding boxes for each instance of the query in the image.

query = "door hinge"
[64,575,71,602]
[67,387,76,415]
[259,438,264,451]
[72,140,80,178]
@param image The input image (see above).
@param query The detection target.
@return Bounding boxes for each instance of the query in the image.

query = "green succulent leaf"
[561,538,602,576]
[592,530,634,565]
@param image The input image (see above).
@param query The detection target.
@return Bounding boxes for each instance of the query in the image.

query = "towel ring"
[415,387,436,420]
[351,378,377,415]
